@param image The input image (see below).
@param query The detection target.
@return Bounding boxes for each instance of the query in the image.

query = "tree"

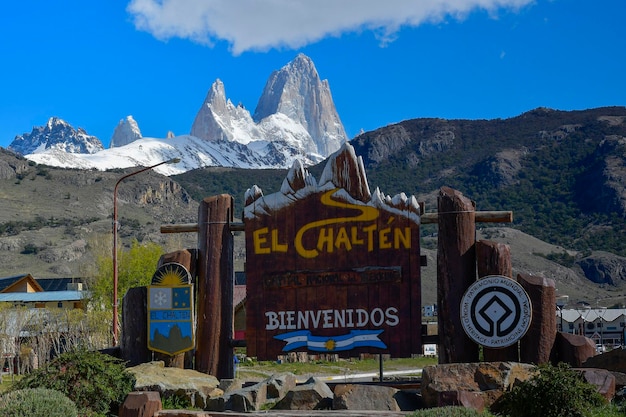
[89,238,164,312]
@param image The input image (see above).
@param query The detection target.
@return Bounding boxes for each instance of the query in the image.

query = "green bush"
[408,406,494,416]
[12,349,135,417]
[0,388,78,417]
[491,362,606,417]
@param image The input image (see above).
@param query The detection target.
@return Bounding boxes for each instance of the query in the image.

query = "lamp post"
[556,295,568,332]
[112,157,180,346]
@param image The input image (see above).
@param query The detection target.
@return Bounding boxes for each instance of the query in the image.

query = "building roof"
[0,290,88,303]
[36,277,85,292]
[561,308,626,323]
[0,274,43,293]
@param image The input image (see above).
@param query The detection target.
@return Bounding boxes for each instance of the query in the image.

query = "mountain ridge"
[1,107,625,306]
[7,54,347,173]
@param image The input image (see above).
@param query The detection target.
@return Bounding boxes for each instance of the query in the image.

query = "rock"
[127,361,221,409]
[119,391,162,417]
[207,373,297,412]
[583,346,626,374]
[575,368,616,401]
[576,252,626,286]
[272,377,334,410]
[554,332,596,366]
[332,384,400,411]
[265,372,297,400]
[222,380,268,412]
[421,362,537,410]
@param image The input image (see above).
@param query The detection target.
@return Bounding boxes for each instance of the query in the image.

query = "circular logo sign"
[460,275,532,348]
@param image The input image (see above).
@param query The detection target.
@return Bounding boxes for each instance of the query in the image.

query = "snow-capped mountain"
[110,115,142,148]
[9,117,104,155]
[190,53,346,163]
[253,53,347,156]
[8,54,348,175]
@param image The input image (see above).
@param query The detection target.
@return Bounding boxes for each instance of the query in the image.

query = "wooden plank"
[421,210,512,224]
[161,210,511,234]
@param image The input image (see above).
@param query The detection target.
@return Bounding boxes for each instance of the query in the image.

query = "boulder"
[421,362,537,410]
[206,372,297,412]
[554,332,596,366]
[332,384,400,411]
[575,368,616,401]
[212,380,267,412]
[127,361,222,409]
[272,377,334,410]
[119,391,162,417]
[265,372,297,400]
[583,346,626,374]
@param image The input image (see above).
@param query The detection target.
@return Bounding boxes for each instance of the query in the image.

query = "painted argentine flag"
[274,329,386,352]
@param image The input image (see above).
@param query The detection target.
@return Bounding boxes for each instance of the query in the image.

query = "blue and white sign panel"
[461,275,532,348]
[148,284,194,356]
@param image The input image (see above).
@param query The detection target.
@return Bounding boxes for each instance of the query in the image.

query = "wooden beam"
[161,212,512,234]
[421,210,512,224]
[160,222,245,234]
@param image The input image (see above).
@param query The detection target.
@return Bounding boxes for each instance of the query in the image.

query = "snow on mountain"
[11,54,348,174]
[24,135,272,176]
[110,115,142,148]
[9,117,104,155]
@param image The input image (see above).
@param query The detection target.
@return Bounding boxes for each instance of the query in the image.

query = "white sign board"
[460,275,532,348]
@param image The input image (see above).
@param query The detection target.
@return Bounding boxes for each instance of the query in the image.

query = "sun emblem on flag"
[324,339,336,351]
[151,263,191,286]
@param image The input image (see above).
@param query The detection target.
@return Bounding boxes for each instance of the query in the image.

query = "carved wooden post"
[196,195,234,378]
[518,273,557,364]
[154,249,197,368]
[437,187,478,363]
[120,287,151,366]
[476,240,519,362]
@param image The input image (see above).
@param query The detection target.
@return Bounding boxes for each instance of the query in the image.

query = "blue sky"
[1,0,624,149]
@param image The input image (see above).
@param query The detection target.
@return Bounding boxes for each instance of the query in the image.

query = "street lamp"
[112,157,180,346]
[556,295,569,332]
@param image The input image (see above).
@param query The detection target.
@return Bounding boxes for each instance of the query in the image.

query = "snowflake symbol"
[153,290,168,306]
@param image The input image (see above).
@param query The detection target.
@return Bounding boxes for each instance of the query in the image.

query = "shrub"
[0,388,78,417]
[408,406,494,416]
[13,349,135,417]
[490,362,605,417]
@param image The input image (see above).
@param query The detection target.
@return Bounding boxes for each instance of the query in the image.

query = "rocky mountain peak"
[190,79,258,143]
[189,54,347,165]
[110,115,142,148]
[253,53,347,156]
[9,117,104,155]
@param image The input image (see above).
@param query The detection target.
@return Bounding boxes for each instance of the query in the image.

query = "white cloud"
[126,0,534,54]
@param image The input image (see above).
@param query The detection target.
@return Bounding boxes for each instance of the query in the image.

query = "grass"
[0,374,22,393]
[237,355,438,380]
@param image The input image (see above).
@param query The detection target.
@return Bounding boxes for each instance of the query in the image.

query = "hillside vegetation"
[1,107,625,305]
[175,107,626,257]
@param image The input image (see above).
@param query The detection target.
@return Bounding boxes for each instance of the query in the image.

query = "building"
[558,308,626,347]
[0,274,89,310]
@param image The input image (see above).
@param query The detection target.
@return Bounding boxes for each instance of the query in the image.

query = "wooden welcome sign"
[244,143,422,359]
